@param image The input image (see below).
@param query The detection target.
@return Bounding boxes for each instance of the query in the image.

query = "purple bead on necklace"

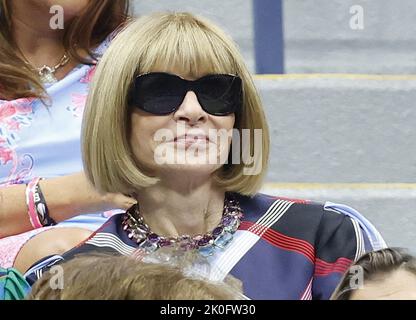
[122,194,244,256]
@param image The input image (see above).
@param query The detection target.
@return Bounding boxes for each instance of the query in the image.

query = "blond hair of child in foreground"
[28,250,246,300]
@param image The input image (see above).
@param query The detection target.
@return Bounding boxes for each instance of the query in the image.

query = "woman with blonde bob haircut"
[83,12,269,196]
[22,12,385,300]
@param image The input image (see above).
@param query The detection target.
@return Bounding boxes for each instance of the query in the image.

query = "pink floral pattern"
[67,93,87,118]
[65,66,95,117]
[0,227,53,268]
[0,98,35,186]
[80,66,96,83]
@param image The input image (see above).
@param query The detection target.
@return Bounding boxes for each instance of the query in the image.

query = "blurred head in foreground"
[331,248,416,300]
[27,251,245,300]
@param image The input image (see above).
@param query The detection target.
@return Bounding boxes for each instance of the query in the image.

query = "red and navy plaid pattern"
[25,193,380,300]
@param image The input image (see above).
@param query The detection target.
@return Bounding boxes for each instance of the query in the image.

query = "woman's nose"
[173,91,208,125]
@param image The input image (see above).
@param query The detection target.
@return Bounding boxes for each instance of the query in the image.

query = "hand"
[101,192,137,210]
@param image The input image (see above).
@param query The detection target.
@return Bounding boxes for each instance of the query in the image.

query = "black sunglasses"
[129,72,242,116]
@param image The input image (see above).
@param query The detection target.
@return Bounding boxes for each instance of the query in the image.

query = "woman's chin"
[157,162,222,177]
[153,147,228,175]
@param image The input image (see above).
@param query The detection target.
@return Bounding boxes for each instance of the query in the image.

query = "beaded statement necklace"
[122,194,244,257]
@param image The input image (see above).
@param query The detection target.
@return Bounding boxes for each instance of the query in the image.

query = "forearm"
[39,172,108,220]
[0,172,114,238]
[0,183,32,238]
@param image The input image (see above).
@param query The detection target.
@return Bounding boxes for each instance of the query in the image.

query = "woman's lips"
[172,134,211,148]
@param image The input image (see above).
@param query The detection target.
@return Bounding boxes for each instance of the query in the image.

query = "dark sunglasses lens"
[132,73,185,115]
[197,75,242,115]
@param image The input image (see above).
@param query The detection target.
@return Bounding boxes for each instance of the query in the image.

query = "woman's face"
[129,70,236,180]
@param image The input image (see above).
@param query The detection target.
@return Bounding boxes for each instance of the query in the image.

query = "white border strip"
[351,219,365,261]
[86,233,136,256]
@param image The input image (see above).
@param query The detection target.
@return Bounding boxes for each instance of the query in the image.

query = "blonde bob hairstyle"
[82,12,270,196]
